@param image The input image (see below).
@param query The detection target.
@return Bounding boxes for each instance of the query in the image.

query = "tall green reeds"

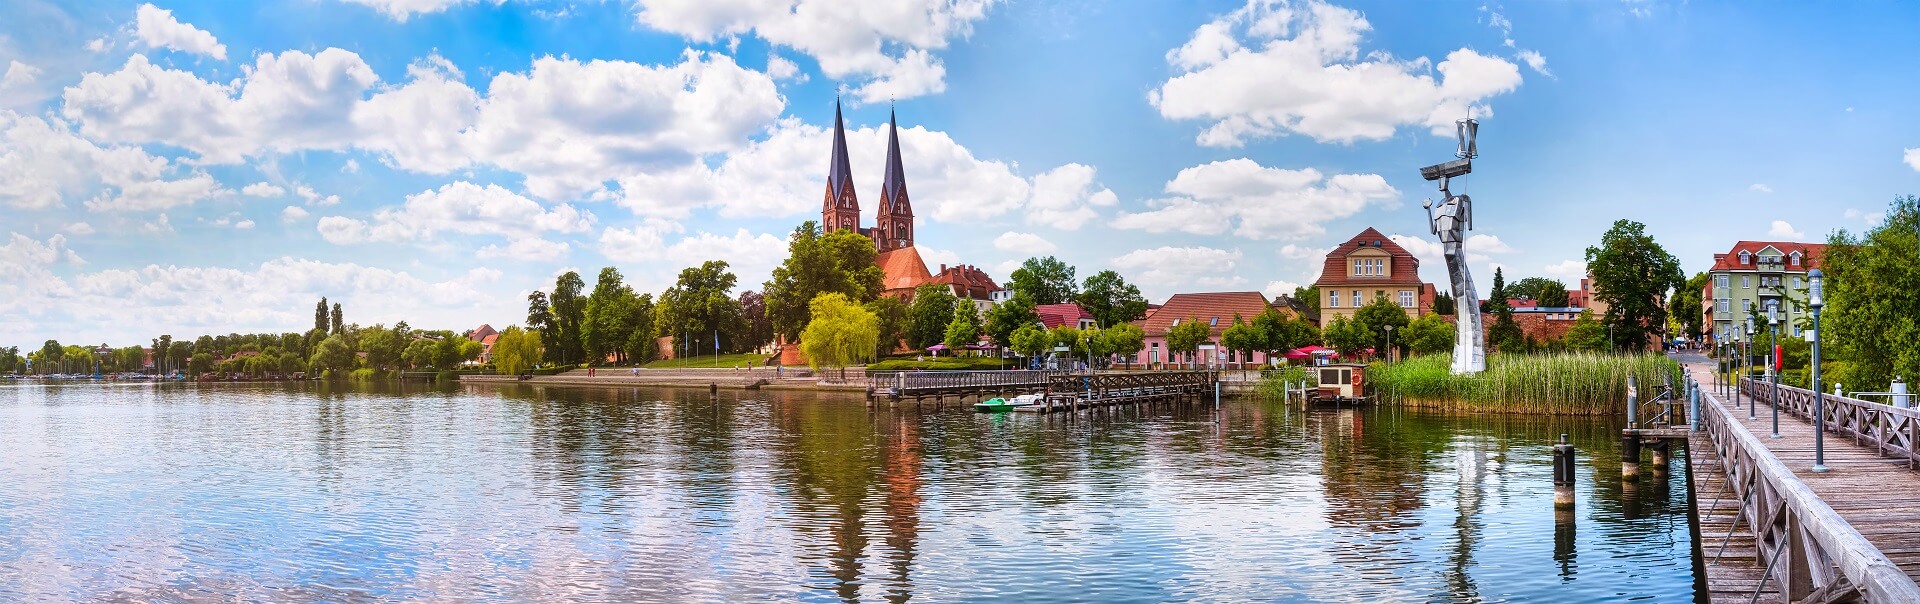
[1364,353,1683,415]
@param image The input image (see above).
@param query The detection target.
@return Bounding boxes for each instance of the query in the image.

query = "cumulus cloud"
[339,0,475,21]
[1112,158,1398,240]
[599,224,671,262]
[1027,164,1117,230]
[1843,208,1885,224]
[133,3,228,60]
[663,228,790,285]
[317,181,594,248]
[1749,183,1773,193]
[1515,49,1551,77]
[1388,232,1513,266]
[2,61,39,90]
[1768,220,1806,239]
[1152,0,1523,146]
[293,185,340,207]
[1905,148,1920,172]
[65,222,95,235]
[0,110,201,210]
[1542,259,1586,282]
[1262,280,1303,299]
[242,182,285,197]
[1111,246,1245,294]
[476,237,571,262]
[281,205,310,222]
[83,171,227,212]
[992,231,1056,254]
[633,0,997,102]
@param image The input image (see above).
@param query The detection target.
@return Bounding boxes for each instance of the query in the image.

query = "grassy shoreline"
[1359,353,1683,415]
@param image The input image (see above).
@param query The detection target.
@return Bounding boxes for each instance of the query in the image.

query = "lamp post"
[1385,325,1395,363]
[1745,318,1756,419]
[1769,303,1781,438]
[1810,269,1827,472]
[1731,330,1741,408]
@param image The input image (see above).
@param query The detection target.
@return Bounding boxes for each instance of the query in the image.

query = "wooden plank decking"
[1683,361,1920,602]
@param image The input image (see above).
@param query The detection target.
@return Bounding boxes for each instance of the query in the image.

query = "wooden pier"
[867,370,1217,412]
[1677,362,1920,603]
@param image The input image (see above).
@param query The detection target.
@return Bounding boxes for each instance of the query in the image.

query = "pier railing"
[1742,377,1920,468]
[1700,387,1920,601]
[869,370,1069,395]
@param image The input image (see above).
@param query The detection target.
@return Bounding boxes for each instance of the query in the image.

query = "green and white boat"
[974,394,1040,412]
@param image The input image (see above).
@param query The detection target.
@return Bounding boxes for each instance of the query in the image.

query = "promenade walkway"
[1679,357,1920,602]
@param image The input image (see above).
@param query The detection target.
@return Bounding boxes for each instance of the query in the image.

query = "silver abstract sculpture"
[1421,118,1485,374]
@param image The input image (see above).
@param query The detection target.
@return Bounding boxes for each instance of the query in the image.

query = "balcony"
[1754,257,1786,272]
[1757,285,1785,298]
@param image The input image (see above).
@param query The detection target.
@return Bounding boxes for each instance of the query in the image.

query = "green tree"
[1511,277,1571,307]
[1165,317,1212,369]
[550,272,588,365]
[1353,296,1411,356]
[800,293,880,375]
[1323,315,1369,358]
[330,302,343,336]
[359,326,401,371]
[315,298,329,335]
[658,260,746,357]
[493,326,543,376]
[1100,323,1146,367]
[864,296,909,358]
[151,335,173,373]
[1008,256,1078,305]
[943,300,982,351]
[1430,291,1456,315]
[765,222,884,340]
[1010,324,1051,361]
[310,335,353,376]
[1670,271,1710,341]
[527,290,560,364]
[984,291,1040,350]
[1292,285,1321,319]
[583,267,636,364]
[1488,307,1525,354]
[621,293,658,365]
[1485,267,1510,313]
[1564,310,1609,352]
[1077,270,1148,328]
[1220,316,1261,369]
[404,338,435,369]
[1585,219,1684,352]
[1403,313,1456,356]
[904,284,959,350]
[1825,196,1920,391]
[738,290,774,352]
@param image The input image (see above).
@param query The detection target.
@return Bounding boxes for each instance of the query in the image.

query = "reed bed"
[1365,353,1683,415]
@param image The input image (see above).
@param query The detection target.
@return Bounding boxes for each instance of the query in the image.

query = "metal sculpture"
[1421,119,1485,374]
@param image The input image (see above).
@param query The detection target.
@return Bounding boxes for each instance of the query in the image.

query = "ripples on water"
[0,382,1699,602]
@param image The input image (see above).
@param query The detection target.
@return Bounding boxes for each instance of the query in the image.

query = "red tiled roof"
[1140,292,1270,337]
[468,324,498,341]
[876,246,932,293]
[1314,227,1426,288]
[1035,303,1093,329]
[1709,241,1827,272]
[929,263,1002,300]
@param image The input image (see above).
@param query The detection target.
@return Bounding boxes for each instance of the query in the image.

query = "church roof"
[876,246,932,293]
[827,99,856,206]
[881,108,908,211]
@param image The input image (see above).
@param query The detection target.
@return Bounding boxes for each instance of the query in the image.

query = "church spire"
[876,106,913,250]
[822,97,860,234]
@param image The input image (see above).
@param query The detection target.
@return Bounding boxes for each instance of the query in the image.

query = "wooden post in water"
[1622,375,1640,479]
[1553,433,1575,510]
[1649,440,1669,475]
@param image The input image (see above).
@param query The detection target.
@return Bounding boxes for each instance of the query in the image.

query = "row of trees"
[524,260,774,368]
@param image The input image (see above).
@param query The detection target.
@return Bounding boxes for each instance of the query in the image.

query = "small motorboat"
[974,393,1041,412]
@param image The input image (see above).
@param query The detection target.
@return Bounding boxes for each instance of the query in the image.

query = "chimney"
[1580,278,1589,292]
[940,264,947,273]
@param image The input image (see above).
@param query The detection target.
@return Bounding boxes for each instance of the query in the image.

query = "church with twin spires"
[820,100,1001,303]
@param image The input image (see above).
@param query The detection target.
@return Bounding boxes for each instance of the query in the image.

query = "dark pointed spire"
[826,98,855,206]
[881,107,908,211]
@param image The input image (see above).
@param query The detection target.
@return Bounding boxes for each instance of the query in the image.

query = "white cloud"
[1768,220,1806,240]
[1277,243,1331,260]
[242,182,286,197]
[599,225,670,262]
[1843,208,1884,224]
[281,205,310,222]
[1027,163,1117,230]
[1543,259,1586,282]
[83,171,227,212]
[234,219,255,229]
[134,3,228,60]
[342,158,360,173]
[1748,183,1773,193]
[476,237,571,262]
[317,181,595,246]
[0,110,184,210]
[339,0,475,21]
[1516,49,1551,77]
[1905,148,1920,172]
[767,52,804,82]
[2,61,40,90]
[1111,246,1243,292]
[662,228,789,285]
[140,213,173,233]
[86,38,111,53]
[1113,158,1398,240]
[294,185,339,206]
[992,231,1056,254]
[1262,280,1303,299]
[0,233,84,268]
[632,0,997,102]
[65,222,95,235]
[1151,0,1523,146]
[1389,232,1513,267]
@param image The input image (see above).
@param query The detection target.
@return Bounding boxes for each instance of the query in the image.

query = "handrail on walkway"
[1742,377,1920,469]
[1703,380,1920,601]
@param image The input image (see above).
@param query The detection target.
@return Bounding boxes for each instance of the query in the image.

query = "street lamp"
[1768,302,1781,438]
[1745,318,1756,419]
[1731,330,1742,408]
[1384,325,1395,363]
[1810,269,1828,472]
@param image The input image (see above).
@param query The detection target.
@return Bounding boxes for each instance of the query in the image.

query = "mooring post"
[1650,440,1669,474]
[1626,375,1639,428]
[1690,376,1702,432]
[1621,434,1641,480]
[1553,433,1575,510]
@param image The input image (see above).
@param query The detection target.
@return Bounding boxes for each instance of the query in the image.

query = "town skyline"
[2,0,1915,344]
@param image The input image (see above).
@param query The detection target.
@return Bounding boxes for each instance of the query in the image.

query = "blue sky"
[1,0,1915,346]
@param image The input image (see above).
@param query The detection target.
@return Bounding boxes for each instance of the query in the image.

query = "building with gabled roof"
[1705,240,1826,346]
[1313,227,1436,323]
[1134,291,1280,368]
[1035,303,1096,330]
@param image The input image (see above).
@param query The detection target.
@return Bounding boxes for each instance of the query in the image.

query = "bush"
[348,368,388,381]
[1255,366,1317,400]
[1367,352,1683,415]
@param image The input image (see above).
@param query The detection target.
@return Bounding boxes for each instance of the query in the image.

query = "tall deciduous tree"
[1220,316,1261,368]
[493,326,543,376]
[359,326,401,371]
[1353,296,1411,356]
[1322,315,1369,358]
[1403,313,1455,356]
[984,291,1039,350]
[1077,270,1147,328]
[738,290,774,352]
[765,222,884,341]
[1008,256,1078,305]
[621,293,658,364]
[657,260,745,356]
[550,271,588,365]
[904,284,958,350]
[864,296,908,358]
[1165,317,1212,369]
[1100,323,1146,367]
[527,291,559,364]
[310,335,353,375]
[583,267,636,364]
[315,298,329,335]
[943,300,982,351]
[1010,324,1051,361]
[1825,196,1920,391]
[1564,310,1609,352]
[1669,271,1710,341]
[1585,219,1684,352]
[800,293,879,375]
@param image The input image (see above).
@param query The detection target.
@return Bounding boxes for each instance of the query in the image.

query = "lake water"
[0,381,1701,602]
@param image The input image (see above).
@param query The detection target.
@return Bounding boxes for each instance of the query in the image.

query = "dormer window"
[1790,251,1801,266]
[1739,251,1750,265]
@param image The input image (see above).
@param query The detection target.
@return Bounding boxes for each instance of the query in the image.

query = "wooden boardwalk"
[1682,361,1920,603]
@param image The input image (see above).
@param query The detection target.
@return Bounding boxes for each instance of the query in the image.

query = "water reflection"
[0,382,1700,602]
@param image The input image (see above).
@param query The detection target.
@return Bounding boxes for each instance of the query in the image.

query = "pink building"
[1135,292,1281,369]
